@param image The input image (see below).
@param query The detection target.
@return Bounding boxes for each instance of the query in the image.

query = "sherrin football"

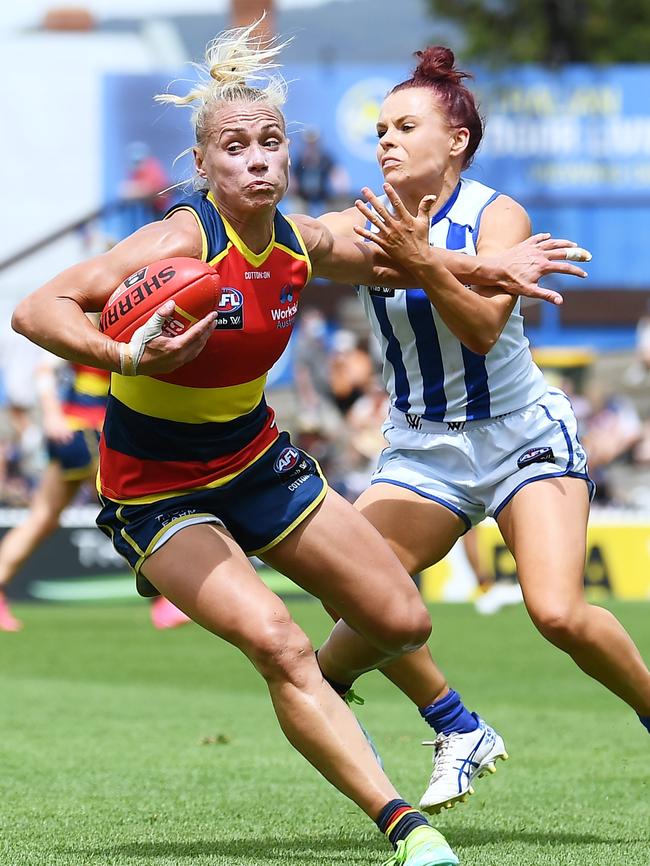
[99,257,220,342]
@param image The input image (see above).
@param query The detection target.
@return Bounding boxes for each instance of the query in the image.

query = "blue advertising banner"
[103,63,650,290]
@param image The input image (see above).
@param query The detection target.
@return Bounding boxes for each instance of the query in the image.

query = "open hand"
[353,182,437,268]
[497,234,591,305]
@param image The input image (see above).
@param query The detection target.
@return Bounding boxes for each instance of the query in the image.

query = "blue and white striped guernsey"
[358,177,546,423]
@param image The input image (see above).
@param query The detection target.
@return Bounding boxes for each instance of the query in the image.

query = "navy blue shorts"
[47,429,100,480]
[96,432,327,597]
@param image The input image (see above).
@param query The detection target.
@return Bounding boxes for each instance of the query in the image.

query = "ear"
[193,146,207,178]
[449,127,470,160]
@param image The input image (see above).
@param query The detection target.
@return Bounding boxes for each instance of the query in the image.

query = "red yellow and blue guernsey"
[63,364,110,431]
[46,364,109,480]
[98,191,312,504]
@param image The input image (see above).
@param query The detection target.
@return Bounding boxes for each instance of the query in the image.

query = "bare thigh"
[497,476,590,620]
[142,522,299,657]
[261,487,431,649]
[354,482,466,575]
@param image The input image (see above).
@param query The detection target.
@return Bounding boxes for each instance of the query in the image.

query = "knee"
[249,620,315,686]
[529,602,586,649]
[375,598,432,656]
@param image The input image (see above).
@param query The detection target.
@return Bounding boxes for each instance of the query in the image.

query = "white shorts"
[373,388,595,529]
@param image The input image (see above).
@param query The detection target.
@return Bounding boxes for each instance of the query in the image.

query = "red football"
[99,257,220,342]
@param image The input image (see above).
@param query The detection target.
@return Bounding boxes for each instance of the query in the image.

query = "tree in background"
[428,0,650,64]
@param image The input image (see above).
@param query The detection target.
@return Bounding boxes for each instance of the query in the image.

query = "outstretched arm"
[313,198,589,304]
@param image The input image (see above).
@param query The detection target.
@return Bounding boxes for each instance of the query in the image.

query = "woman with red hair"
[320,45,650,812]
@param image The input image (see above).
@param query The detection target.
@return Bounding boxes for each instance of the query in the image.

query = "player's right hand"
[497,233,592,305]
[124,300,217,376]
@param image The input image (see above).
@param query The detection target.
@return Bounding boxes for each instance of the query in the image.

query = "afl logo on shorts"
[215,287,244,330]
[274,447,300,475]
[517,446,555,469]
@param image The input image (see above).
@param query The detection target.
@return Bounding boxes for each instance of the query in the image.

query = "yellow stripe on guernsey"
[282,215,313,283]
[205,192,312,277]
[110,372,268,424]
[75,371,110,397]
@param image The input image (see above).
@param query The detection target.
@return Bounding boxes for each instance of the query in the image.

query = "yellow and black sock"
[376,798,429,849]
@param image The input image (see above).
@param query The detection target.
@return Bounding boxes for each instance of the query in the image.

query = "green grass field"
[1,600,648,866]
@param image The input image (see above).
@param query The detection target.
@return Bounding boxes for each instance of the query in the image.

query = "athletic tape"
[119,309,170,376]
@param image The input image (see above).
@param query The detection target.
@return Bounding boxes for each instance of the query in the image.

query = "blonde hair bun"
[155,17,290,135]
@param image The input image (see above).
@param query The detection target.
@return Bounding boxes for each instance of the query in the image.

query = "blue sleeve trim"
[471,191,501,247]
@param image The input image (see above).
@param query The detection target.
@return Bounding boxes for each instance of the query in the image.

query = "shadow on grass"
[62,835,382,863]
[452,827,646,848]
[61,826,646,862]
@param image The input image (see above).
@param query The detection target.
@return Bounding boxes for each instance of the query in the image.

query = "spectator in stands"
[580,387,643,504]
[328,329,374,416]
[624,306,650,386]
[292,128,350,216]
[120,141,173,234]
[292,309,341,433]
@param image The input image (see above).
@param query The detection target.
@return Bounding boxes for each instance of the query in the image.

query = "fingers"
[535,238,578,251]
[382,182,411,219]
[181,310,218,343]
[170,312,217,363]
[563,246,592,262]
[156,299,176,318]
[361,186,392,224]
[354,198,385,232]
[353,224,385,247]
[526,286,564,305]
[416,193,438,221]
[543,260,588,278]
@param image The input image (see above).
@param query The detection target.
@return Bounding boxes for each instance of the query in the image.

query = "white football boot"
[419,715,508,814]
[474,581,523,615]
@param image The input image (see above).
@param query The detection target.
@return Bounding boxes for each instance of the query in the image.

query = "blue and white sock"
[419,689,479,735]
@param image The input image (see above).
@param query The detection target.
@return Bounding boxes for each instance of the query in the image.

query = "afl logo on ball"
[215,287,244,330]
[274,447,300,474]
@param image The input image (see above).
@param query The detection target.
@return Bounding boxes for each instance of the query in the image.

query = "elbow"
[464,319,506,355]
[12,295,42,343]
[464,334,497,356]
[11,300,30,338]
